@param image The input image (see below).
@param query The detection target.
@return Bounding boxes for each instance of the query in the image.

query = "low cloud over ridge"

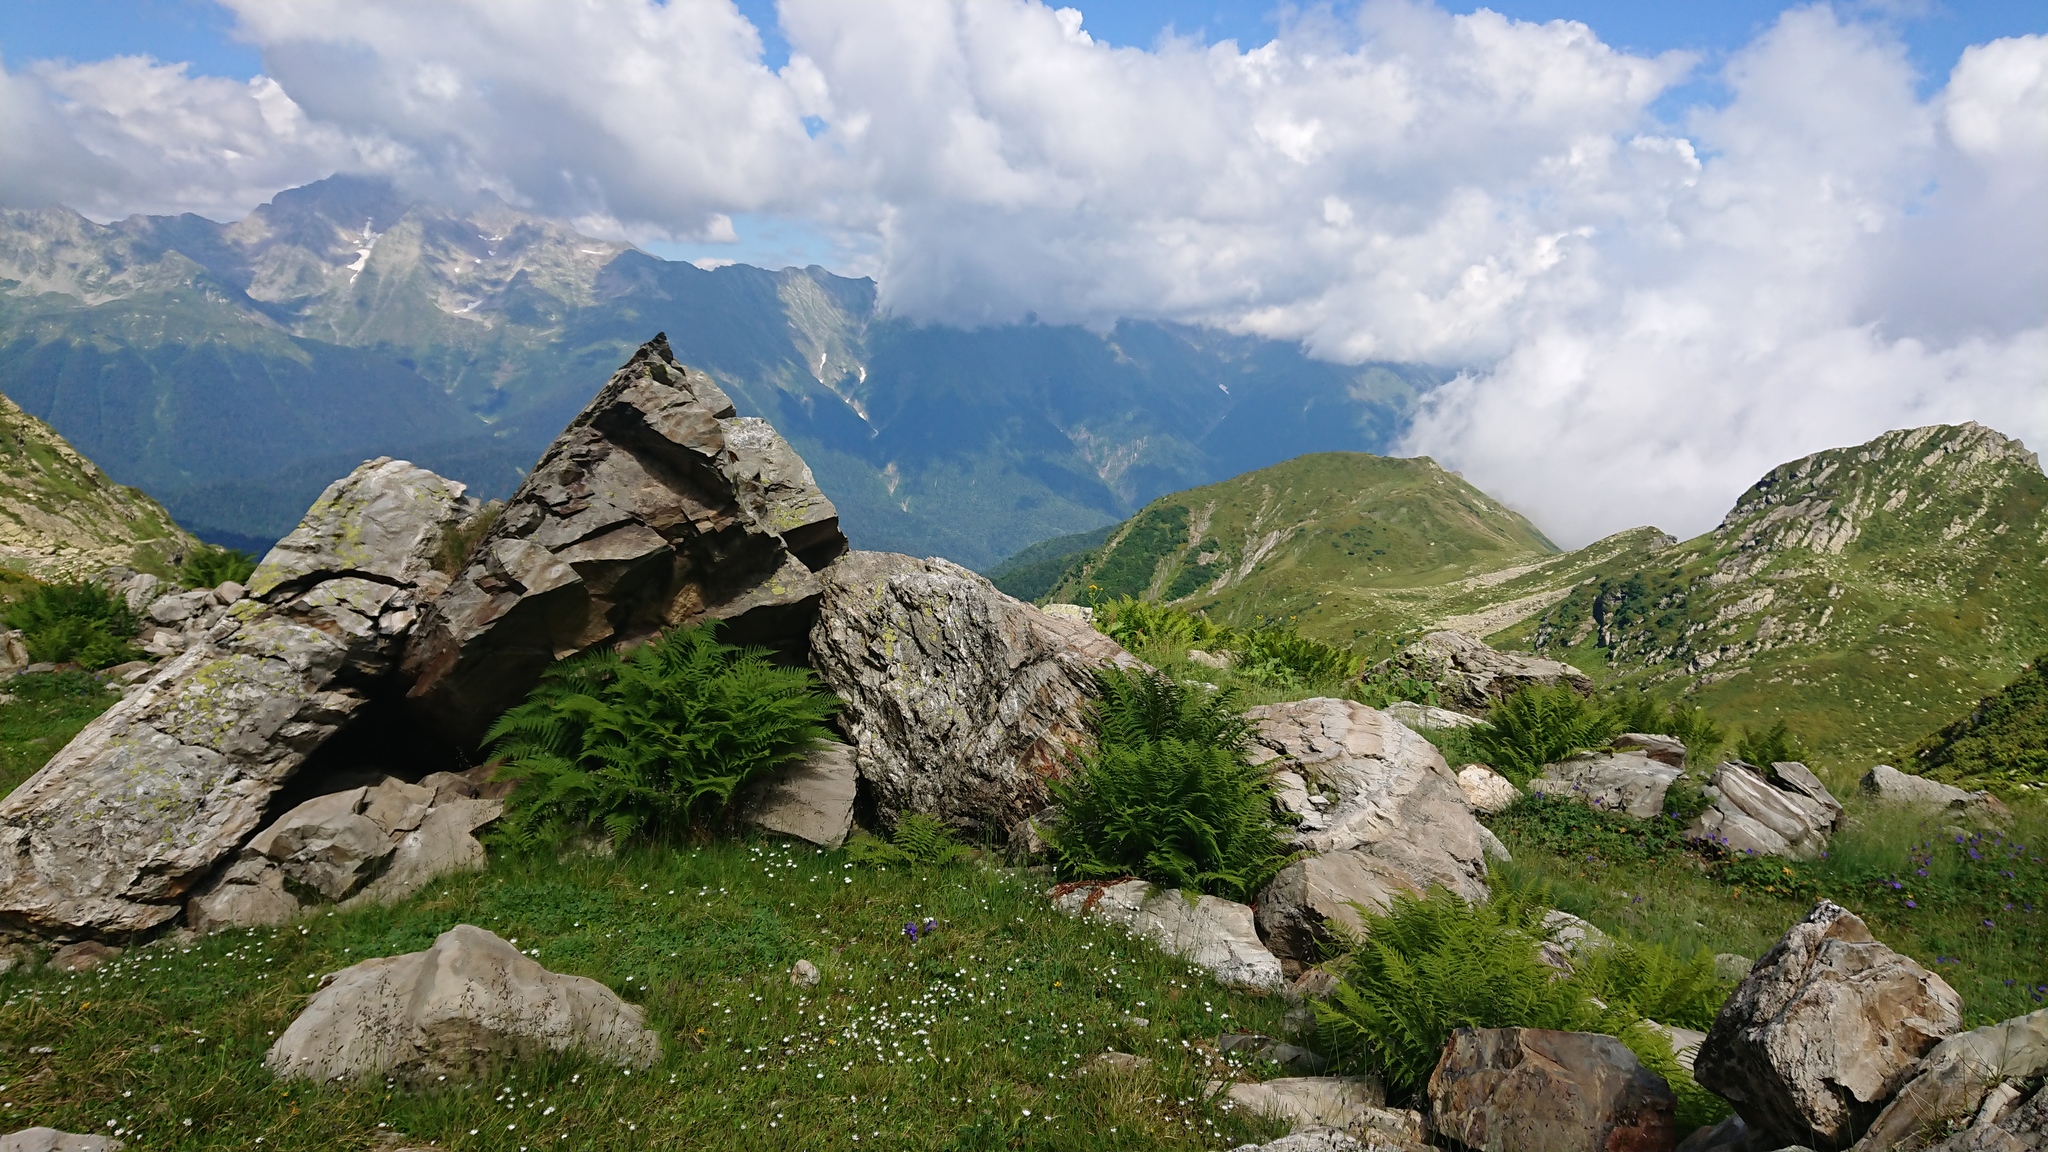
[1,0,2041,545]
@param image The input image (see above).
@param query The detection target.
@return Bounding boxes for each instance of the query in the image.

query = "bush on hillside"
[1233,626,1356,686]
[4,581,141,670]
[180,543,258,588]
[1734,720,1805,767]
[1049,669,1294,902]
[485,623,840,846]
[1092,595,1230,651]
[1353,665,1440,709]
[1091,596,1358,687]
[1469,685,1621,782]
[1909,656,2048,790]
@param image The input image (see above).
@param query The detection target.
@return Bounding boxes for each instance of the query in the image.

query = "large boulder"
[1051,879,1282,989]
[1428,1027,1678,1152]
[1688,762,1842,861]
[1859,765,2007,819]
[266,923,659,1082]
[807,550,1140,835]
[401,335,846,748]
[1247,699,1490,963]
[186,773,503,932]
[1531,751,1687,819]
[0,459,472,939]
[1695,900,1962,1150]
[1371,631,1592,713]
[1853,1008,2048,1152]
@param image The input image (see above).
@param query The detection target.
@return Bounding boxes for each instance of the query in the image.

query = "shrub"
[180,543,258,588]
[1470,685,1620,782]
[1092,596,1228,651]
[485,623,840,846]
[1049,669,1294,902]
[3,581,140,670]
[1314,883,1604,1095]
[846,813,973,868]
[1233,627,1355,686]
[1735,720,1804,767]
[1660,703,1727,766]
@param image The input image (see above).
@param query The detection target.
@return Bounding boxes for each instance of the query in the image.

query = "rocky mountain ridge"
[0,392,193,578]
[0,176,1444,566]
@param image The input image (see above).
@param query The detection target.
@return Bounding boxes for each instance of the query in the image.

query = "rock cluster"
[1688,761,1843,860]
[809,550,1139,836]
[401,333,846,748]
[0,458,473,938]
[1370,630,1592,713]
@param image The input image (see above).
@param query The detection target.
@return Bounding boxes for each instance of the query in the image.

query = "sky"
[0,0,2042,546]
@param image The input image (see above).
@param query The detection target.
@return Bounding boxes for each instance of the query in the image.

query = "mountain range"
[1025,422,2048,771]
[0,176,1443,567]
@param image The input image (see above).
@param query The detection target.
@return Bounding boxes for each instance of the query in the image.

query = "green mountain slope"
[0,178,1446,566]
[1044,452,1596,644]
[1905,656,2047,792]
[1492,422,2048,770]
[0,392,194,577]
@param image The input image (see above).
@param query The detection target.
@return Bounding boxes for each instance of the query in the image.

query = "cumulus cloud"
[0,0,2040,544]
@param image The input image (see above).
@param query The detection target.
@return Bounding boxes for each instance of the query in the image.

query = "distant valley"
[0,176,1443,567]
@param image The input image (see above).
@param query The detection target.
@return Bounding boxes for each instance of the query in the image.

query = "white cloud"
[0,1,2040,545]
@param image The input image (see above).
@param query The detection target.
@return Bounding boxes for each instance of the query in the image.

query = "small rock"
[49,941,121,972]
[1613,732,1689,768]
[1051,879,1282,989]
[1531,750,1685,819]
[1641,1019,1710,1075]
[1456,765,1521,814]
[735,743,857,850]
[214,581,245,603]
[1088,1051,1152,1073]
[1696,900,1961,1149]
[791,959,821,987]
[1713,953,1754,982]
[1429,1027,1678,1152]
[1287,967,1341,1003]
[1537,910,1610,973]
[1370,630,1592,711]
[1187,648,1233,670]
[1039,603,1093,624]
[1212,1076,1389,1134]
[1382,701,1486,731]
[266,924,659,1082]
[0,1130,123,1152]
[1225,1130,1384,1152]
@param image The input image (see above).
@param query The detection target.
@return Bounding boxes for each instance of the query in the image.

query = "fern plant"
[179,543,258,588]
[485,623,840,846]
[1233,627,1356,687]
[1049,670,1294,902]
[4,581,141,670]
[846,813,973,868]
[1735,720,1805,767]
[1470,685,1621,782]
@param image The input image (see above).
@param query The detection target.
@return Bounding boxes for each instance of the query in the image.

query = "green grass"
[0,842,1306,1151]
[0,671,121,794]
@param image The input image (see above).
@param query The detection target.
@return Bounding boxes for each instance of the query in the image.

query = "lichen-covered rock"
[1370,631,1592,712]
[266,924,658,1081]
[1246,699,1489,962]
[1688,762,1842,861]
[402,334,846,748]
[1429,1027,1678,1152]
[1532,751,1686,819]
[1853,1008,2048,1152]
[808,550,1139,834]
[0,459,471,939]
[1696,901,1962,1150]
[1051,879,1282,989]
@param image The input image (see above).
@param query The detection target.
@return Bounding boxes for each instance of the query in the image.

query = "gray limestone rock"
[734,742,856,850]
[0,1131,122,1152]
[1531,750,1687,819]
[0,458,471,939]
[1245,699,1490,962]
[808,550,1140,835]
[1428,1027,1679,1152]
[1689,762,1842,861]
[1860,764,2007,818]
[1370,630,1593,712]
[401,335,846,748]
[1456,766,1521,815]
[266,924,659,1082]
[1696,900,1963,1149]
[1853,1008,2048,1152]
[1383,700,1486,731]
[1051,879,1283,989]
[1614,732,1690,768]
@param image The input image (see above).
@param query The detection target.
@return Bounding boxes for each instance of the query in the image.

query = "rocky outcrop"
[1371,631,1592,713]
[1246,699,1490,962]
[1688,762,1842,861]
[402,335,846,748]
[187,773,502,932]
[1428,1027,1678,1152]
[808,551,1139,834]
[266,924,659,1082]
[1859,765,2007,818]
[733,743,857,850]
[1695,901,1962,1149]
[1531,751,1687,819]
[1051,879,1282,989]
[1212,1077,1415,1141]
[0,458,472,939]
[1854,1008,2048,1152]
